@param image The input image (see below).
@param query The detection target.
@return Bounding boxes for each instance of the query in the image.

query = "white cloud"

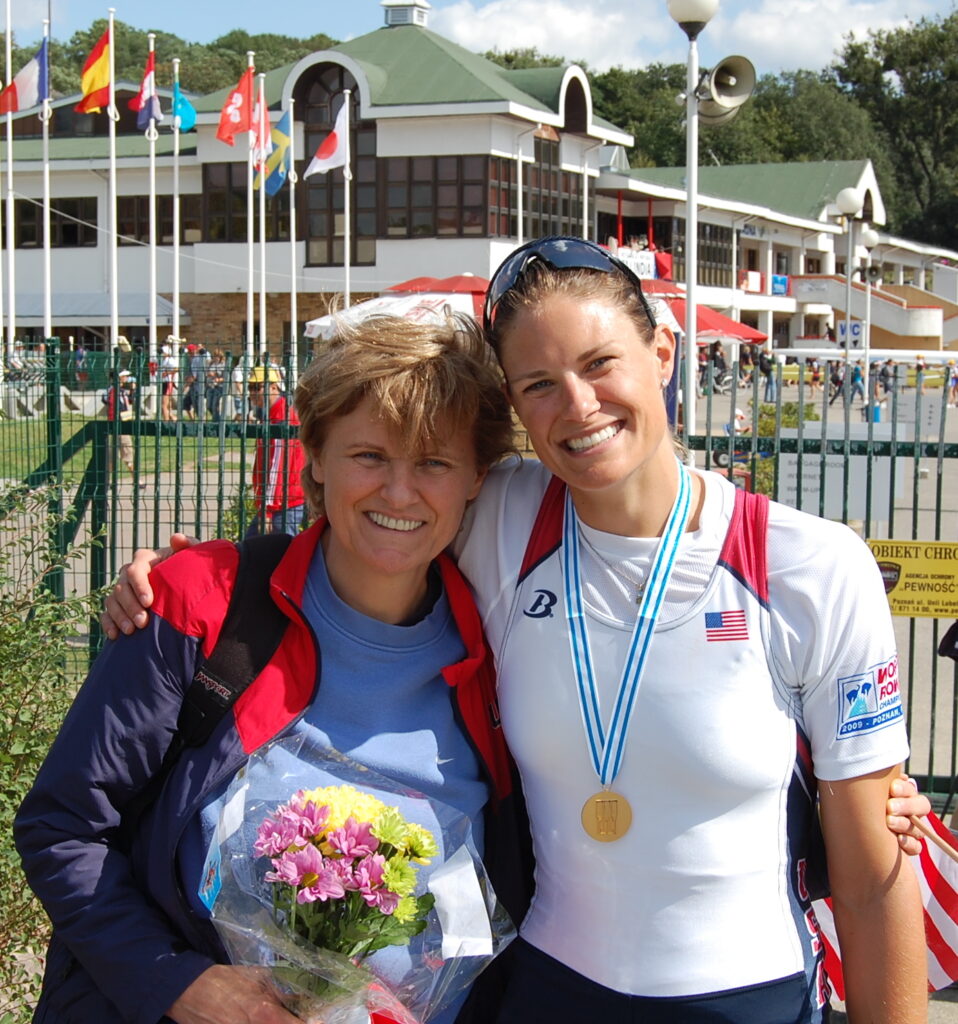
[430,0,954,73]
[432,0,677,70]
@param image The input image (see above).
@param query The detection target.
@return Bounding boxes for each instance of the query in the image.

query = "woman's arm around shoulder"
[819,764,927,1023]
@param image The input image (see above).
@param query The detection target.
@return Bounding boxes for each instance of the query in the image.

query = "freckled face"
[310,395,485,592]
[498,294,676,504]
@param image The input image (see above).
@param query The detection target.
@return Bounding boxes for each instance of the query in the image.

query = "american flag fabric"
[813,810,958,1000]
[704,609,749,642]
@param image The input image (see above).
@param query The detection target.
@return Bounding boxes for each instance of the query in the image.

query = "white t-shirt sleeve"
[454,457,553,655]
[766,504,908,781]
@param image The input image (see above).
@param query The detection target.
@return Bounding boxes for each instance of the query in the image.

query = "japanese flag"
[304,102,348,178]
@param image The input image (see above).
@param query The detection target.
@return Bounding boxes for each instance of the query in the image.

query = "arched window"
[297,65,377,267]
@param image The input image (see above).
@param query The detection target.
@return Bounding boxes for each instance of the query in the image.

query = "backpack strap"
[179,532,293,745]
[122,532,293,830]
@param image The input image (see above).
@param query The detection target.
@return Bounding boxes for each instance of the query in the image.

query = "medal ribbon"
[563,460,691,786]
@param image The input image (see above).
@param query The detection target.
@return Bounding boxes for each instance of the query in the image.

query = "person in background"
[759,346,777,402]
[206,348,227,422]
[161,342,178,422]
[230,356,249,423]
[850,360,865,404]
[102,370,144,490]
[247,365,307,536]
[74,341,89,388]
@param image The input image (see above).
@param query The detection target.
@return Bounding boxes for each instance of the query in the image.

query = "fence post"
[44,340,66,601]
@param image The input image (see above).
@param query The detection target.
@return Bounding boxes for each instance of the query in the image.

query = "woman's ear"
[654,324,676,378]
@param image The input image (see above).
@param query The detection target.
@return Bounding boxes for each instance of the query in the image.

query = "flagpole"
[5,0,16,357]
[343,88,351,310]
[172,58,182,342]
[245,50,255,366]
[288,98,298,390]
[108,9,119,351]
[257,72,267,358]
[146,33,158,374]
[41,20,52,340]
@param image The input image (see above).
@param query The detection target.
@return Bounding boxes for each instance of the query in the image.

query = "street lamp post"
[860,226,879,394]
[835,186,864,375]
[668,0,718,441]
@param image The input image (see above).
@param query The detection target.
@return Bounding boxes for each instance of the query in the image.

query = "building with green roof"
[2,0,956,355]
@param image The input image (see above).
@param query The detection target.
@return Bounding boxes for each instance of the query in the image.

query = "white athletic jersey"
[456,459,908,1000]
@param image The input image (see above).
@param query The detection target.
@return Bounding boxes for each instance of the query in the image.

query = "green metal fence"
[3,345,958,810]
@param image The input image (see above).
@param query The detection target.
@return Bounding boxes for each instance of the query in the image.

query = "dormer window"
[381,0,431,27]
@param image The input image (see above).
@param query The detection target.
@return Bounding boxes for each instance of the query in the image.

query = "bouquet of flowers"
[202,734,515,1024]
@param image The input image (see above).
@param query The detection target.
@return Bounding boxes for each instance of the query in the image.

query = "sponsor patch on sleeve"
[836,655,903,739]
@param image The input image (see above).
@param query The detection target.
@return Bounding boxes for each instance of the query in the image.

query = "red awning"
[666,298,767,342]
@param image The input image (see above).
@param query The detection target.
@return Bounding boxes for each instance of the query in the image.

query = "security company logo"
[876,561,901,595]
[836,655,902,739]
[524,589,557,619]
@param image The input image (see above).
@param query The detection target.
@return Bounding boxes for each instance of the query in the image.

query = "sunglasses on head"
[483,236,657,334]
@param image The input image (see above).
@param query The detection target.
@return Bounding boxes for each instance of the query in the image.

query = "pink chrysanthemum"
[327,816,378,860]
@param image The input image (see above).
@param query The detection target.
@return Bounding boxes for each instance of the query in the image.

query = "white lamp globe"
[668,0,719,28]
[836,187,864,217]
[860,227,880,249]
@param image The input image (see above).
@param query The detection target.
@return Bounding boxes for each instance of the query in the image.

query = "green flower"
[393,895,419,924]
[383,856,417,897]
[404,822,438,864]
[373,807,408,849]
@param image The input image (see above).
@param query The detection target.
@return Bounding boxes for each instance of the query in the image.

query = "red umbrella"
[388,273,489,294]
[666,298,767,342]
[386,273,489,317]
[639,278,686,296]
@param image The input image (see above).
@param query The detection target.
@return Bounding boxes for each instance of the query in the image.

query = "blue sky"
[10,0,957,75]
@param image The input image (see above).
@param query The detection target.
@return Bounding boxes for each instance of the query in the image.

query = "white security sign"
[777,424,903,520]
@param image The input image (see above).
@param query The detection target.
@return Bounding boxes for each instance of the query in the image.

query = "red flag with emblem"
[216,67,254,146]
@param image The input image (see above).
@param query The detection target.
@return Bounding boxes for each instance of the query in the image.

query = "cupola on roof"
[381,0,431,27]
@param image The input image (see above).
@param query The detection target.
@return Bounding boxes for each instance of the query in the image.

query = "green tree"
[831,12,958,247]
[484,46,565,70]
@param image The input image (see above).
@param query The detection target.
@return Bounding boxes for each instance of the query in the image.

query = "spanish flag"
[75,30,111,114]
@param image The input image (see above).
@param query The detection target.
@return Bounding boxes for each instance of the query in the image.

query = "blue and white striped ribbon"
[563,460,692,787]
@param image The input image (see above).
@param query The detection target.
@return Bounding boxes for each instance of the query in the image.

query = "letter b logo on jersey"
[524,589,557,618]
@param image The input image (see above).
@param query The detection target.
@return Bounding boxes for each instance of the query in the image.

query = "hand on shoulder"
[101,533,199,639]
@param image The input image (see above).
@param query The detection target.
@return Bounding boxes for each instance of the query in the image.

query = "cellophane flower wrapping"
[200,733,516,1024]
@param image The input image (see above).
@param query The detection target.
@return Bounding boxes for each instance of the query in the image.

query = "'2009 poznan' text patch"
[836,655,903,739]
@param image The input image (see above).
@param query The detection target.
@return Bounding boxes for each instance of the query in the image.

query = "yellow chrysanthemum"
[383,856,417,897]
[301,784,390,832]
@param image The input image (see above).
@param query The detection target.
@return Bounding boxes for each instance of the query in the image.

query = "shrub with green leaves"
[0,485,103,1023]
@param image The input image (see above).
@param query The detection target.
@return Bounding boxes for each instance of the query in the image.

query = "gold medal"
[581,790,633,842]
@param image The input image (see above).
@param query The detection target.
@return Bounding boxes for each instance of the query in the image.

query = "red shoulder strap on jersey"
[518,475,566,585]
[717,487,770,608]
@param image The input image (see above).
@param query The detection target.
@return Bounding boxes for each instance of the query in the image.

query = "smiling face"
[498,293,677,532]
[310,394,485,620]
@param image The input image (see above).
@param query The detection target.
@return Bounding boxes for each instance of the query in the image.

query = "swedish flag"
[255,110,292,197]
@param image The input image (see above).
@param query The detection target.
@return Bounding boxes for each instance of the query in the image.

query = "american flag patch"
[705,610,748,642]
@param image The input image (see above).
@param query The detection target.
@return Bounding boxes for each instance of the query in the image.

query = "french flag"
[129,50,164,131]
[0,39,49,114]
[304,101,348,178]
